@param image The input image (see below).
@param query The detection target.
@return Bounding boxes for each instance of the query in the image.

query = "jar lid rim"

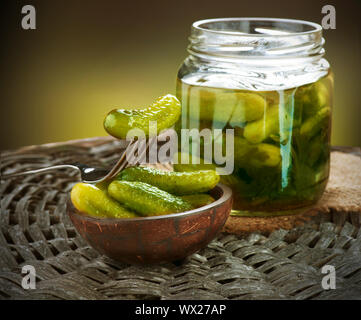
[192,18,322,37]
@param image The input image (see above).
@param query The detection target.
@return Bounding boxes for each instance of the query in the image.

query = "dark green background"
[1,0,360,150]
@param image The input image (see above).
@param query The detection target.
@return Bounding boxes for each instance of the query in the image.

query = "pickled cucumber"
[306,135,327,167]
[173,163,216,172]
[180,134,281,172]
[176,72,333,215]
[296,82,329,118]
[215,135,281,168]
[186,91,266,127]
[173,152,216,172]
[104,94,181,139]
[243,104,279,143]
[228,92,267,125]
[71,183,137,218]
[181,194,215,208]
[300,106,330,139]
[108,180,191,216]
[95,180,111,192]
[117,166,220,195]
[250,143,281,168]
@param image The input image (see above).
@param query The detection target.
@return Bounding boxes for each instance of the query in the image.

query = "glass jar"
[175,18,333,216]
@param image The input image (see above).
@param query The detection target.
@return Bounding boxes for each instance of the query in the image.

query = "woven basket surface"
[1,138,360,300]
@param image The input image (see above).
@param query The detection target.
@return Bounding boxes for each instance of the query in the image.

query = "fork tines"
[104,138,152,181]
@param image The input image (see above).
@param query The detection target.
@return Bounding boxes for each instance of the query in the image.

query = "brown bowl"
[68,183,232,264]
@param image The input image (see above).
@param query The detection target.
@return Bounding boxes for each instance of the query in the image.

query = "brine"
[175,73,333,216]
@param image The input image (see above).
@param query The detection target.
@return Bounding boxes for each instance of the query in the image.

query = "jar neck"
[188,18,325,67]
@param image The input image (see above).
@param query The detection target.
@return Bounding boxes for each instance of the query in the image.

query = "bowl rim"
[68,183,232,222]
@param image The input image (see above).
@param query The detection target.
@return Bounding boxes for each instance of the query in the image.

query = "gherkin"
[108,181,191,216]
[104,94,181,139]
[175,74,333,215]
[117,166,220,195]
[71,183,137,219]
[181,194,215,209]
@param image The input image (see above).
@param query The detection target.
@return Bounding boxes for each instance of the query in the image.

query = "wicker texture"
[0,138,360,300]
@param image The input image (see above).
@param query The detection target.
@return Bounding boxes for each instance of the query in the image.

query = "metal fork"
[1,138,151,184]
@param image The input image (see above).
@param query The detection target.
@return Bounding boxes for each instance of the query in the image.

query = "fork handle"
[1,164,79,179]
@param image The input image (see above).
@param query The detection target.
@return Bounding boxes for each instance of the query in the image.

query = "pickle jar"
[175,18,333,216]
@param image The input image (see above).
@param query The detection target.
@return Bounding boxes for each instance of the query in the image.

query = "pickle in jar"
[175,73,333,214]
[183,89,267,129]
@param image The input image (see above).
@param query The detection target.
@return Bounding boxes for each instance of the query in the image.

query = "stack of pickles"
[175,74,332,215]
[70,167,219,219]
[71,94,220,219]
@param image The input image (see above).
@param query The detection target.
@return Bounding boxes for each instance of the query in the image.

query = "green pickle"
[104,94,181,139]
[178,89,266,131]
[181,194,215,209]
[117,166,220,195]
[195,92,266,124]
[176,74,333,216]
[173,151,216,172]
[215,135,281,168]
[71,183,138,218]
[300,106,331,139]
[108,180,191,216]
[296,82,330,118]
[243,104,280,144]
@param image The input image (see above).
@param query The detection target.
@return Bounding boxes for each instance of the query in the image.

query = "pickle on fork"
[104,94,181,139]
